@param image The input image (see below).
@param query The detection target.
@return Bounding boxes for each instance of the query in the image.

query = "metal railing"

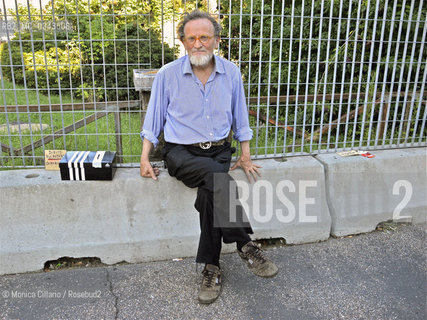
[0,0,426,168]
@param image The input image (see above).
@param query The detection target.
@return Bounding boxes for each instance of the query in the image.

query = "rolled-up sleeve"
[140,71,167,147]
[231,68,253,142]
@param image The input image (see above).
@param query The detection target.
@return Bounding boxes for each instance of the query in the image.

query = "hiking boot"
[239,241,278,278]
[198,264,222,304]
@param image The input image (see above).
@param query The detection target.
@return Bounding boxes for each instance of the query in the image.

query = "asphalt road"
[0,223,425,320]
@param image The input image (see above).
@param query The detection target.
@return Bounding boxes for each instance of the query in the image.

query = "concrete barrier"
[316,147,427,237]
[0,169,200,275]
[0,156,331,275]
[1,147,425,275]
[228,158,331,244]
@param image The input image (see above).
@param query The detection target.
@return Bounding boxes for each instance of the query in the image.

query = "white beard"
[189,52,213,67]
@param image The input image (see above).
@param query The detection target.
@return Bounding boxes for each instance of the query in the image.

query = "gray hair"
[177,10,222,40]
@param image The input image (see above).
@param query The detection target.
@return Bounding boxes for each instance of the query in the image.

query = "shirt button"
[206,116,210,119]
[205,99,208,102]
[210,133,213,136]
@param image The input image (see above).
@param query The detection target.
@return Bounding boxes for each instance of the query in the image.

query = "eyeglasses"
[183,35,214,45]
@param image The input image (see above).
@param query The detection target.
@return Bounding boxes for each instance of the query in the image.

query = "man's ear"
[215,37,221,49]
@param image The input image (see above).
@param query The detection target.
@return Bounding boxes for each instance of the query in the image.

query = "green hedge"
[0,1,177,102]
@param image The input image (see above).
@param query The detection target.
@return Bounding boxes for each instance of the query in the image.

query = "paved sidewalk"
[0,224,426,320]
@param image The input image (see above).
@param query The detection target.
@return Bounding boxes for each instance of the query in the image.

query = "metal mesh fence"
[0,0,426,168]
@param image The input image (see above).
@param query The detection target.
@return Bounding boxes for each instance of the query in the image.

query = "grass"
[1,78,76,105]
[0,110,143,167]
[1,77,425,168]
[1,78,143,167]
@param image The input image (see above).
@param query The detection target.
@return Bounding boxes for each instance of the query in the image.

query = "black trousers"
[162,142,253,266]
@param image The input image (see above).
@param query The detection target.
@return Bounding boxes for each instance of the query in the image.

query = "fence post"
[114,110,122,164]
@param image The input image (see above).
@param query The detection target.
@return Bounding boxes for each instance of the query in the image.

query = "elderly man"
[140,10,278,304]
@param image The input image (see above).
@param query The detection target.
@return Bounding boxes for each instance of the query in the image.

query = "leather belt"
[189,139,226,149]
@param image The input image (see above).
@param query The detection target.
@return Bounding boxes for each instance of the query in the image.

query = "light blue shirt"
[140,55,253,147]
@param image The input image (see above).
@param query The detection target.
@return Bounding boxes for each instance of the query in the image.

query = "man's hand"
[230,141,261,183]
[230,155,261,183]
[140,138,159,181]
[140,159,159,180]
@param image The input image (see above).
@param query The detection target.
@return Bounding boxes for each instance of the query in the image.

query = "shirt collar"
[182,54,225,75]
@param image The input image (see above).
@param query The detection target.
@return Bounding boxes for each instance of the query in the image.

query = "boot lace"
[246,244,267,263]
[202,269,217,288]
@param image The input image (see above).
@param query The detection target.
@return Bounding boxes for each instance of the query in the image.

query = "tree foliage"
[219,0,426,97]
[1,0,180,101]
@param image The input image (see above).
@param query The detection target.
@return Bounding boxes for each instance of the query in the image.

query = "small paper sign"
[45,150,66,170]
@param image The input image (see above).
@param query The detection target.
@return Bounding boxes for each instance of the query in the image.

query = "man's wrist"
[240,154,251,161]
[140,156,150,163]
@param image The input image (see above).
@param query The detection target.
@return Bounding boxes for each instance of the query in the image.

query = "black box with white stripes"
[59,151,117,181]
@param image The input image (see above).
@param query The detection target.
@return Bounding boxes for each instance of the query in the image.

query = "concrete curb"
[1,147,425,275]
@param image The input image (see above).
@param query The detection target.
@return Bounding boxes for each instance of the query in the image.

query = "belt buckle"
[199,142,212,149]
